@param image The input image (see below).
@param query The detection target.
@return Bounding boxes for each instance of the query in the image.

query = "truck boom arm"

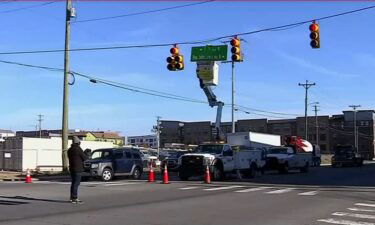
[199,79,224,141]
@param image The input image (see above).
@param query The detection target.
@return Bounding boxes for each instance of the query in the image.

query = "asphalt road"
[1,164,375,225]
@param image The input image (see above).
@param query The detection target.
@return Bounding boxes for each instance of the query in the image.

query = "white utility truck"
[177,132,281,181]
[265,136,313,173]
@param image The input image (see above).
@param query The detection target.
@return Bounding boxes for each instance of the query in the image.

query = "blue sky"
[1,1,375,136]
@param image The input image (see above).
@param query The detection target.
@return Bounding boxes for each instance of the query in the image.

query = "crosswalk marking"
[332,212,375,220]
[234,187,271,193]
[318,218,375,225]
[265,188,295,194]
[298,191,318,196]
[348,208,375,213]
[203,186,243,191]
[355,203,375,208]
[180,187,199,190]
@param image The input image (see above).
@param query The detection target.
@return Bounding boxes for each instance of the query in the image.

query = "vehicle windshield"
[196,145,223,154]
[91,150,112,160]
[267,148,288,154]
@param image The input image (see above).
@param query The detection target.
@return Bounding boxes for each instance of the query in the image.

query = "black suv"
[84,147,143,181]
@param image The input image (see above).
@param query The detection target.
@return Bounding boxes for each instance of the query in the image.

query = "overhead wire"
[0,1,59,14]
[0,59,306,118]
[0,5,374,55]
[74,0,215,23]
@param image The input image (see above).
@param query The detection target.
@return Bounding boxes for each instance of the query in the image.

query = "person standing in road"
[68,136,87,204]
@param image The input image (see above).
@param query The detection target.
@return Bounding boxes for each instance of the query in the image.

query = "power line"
[0,1,59,14]
[74,0,215,23]
[0,5,374,55]
[236,105,302,117]
[0,59,306,118]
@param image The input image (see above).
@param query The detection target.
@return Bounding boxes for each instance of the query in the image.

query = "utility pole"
[298,80,316,140]
[156,116,161,158]
[312,103,320,145]
[62,0,72,171]
[231,61,235,133]
[37,114,44,138]
[349,105,361,153]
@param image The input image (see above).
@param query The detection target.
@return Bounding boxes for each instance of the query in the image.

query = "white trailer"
[227,132,281,149]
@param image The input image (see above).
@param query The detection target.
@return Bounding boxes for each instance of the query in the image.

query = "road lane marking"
[234,187,272,193]
[318,218,375,225]
[103,182,139,186]
[348,208,375,213]
[265,188,295,194]
[298,191,318,196]
[356,203,375,208]
[332,212,375,220]
[203,186,243,191]
[180,187,199,190]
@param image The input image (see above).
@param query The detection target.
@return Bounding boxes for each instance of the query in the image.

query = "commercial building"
[0,129,15,141]
[158,110,375,159]
[127,135,157,148]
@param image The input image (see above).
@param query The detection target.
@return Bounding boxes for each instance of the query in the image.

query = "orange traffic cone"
[25,169,32,183]
[204,165,211,184]
[148,164,155,183]
[162,164,170,184]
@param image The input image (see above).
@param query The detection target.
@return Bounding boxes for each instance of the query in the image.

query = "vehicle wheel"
[212,165,224,181]
[101,168,113,182]
[249,163,257,178]
[132,167,142,179]
[301,162,309,173]
[278,163,289,174]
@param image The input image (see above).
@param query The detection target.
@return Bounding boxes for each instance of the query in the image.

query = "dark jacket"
[68,144,87,173]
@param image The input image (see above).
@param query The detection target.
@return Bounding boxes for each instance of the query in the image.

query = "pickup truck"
[265,146,312,173]
[331,145,363,167]
[177,143,266,181]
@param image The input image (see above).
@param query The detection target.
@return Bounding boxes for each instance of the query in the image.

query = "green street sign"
[191,45,228,62]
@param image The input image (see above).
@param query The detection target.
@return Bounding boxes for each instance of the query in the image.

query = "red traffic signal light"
[167,46,184,71]
[230,37,242,62]
[309,23,320,49]
[170,47,179,55]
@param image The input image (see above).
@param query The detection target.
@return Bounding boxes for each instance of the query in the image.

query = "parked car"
[331,145,363,167]
[84,147,143,181]
[161,150,188,172]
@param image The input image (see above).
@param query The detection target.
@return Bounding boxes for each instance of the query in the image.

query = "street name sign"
[191,45,228,62]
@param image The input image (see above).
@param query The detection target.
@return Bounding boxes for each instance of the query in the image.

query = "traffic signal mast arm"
[198,79,224,141]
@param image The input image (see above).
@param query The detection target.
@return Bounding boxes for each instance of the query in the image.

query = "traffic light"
[167,46,184,71]
[309,22,320,49]
[230,37,242,62]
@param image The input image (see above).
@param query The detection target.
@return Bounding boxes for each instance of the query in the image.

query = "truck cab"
[265,136,312,173]
[178,143,265,181]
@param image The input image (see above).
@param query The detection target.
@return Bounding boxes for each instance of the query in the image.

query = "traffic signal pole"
[231,61,235,133]
[62,0,72,171]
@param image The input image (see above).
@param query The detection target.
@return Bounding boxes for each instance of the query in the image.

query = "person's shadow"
[0,196,69,204]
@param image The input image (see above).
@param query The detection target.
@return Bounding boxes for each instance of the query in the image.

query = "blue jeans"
[70,172,82,200]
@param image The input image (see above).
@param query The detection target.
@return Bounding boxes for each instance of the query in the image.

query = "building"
[127,135,157,148]
[157,110,375,159]
[83,132,125,147]
[0,129,15,141]
[16,129,125,147]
